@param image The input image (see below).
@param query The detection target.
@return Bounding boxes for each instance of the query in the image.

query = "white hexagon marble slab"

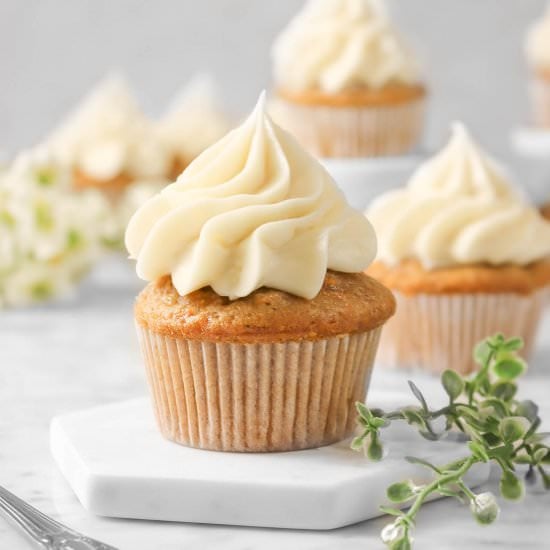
[50,393,490,530]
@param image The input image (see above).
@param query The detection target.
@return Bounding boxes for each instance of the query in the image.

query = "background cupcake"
[270,0,426,158]
[47,75,170,198]
[366,123,550,375]
[526,5,550,128]
[157,74,232,179]
[126,94,395,452]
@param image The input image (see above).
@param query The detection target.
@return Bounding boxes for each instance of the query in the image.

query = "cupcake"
[270,0,426,158]
[526,6,550,128]
[126,93,395,452]
[157,74,232,179]
[48,75,170,198]
[366,123,550,375]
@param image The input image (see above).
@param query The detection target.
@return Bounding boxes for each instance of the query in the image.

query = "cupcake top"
[367,123,550,268]
[526,5,550,72]
[157,74,231,164]
[126,93,377,300]
[48,75,170,181]
[272,0,421,94]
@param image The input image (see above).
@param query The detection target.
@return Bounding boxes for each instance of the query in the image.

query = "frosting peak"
[48,75,169,180]
[408,123,515,200]
[126,93,377,299]
[157,74,231,163]
[367,123,550,268]
[272,0,421,93]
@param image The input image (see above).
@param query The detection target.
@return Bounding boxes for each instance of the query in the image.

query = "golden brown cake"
[126,94,394,452]
[136,271,395,343]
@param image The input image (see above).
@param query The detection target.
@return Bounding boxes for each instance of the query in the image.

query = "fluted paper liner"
[136,327,382,452]
[271,97,425,158]
[377,289,549,375]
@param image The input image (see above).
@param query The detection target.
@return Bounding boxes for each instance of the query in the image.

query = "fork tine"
[0,486,65,534]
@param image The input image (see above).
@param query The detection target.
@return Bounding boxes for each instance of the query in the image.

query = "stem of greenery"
[352,334,550,549]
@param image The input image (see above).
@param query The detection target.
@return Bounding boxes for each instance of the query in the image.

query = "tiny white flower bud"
[470,492,499,525]
[381,521,406,544]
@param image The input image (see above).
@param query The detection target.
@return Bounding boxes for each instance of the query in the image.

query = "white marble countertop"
[1,260,549,550]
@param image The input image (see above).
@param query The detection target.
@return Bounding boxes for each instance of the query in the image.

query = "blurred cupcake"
[157,74,232,179]
[366,123,550,375]
[270,0,425,158]
[48,75,170,198]
[526,6,550,128]
[126,93,395,452]
[0,147,112,307]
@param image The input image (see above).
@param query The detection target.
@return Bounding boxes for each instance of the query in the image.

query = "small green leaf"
[474,340,492,366]
[31,281,53,300]
[35,201,54,231]
[491,381,517,401]
[387,481,416,503]
[500,417,529,442]
[533,447,549,465]
[67,229,84,250]
[371,417,390,429]
[379,506,404,517]
[35,167,57,186]
[405,456,442,474]
[408,380,428,411]
[367,436,383,461]
[502,337,524,352]
[500,471,524,500]
[468,441,489,462]
[356,402,373,421]
[492,356,526,380]
[515,400,539,422]
[442,370,464,402]
[350,436,365,451]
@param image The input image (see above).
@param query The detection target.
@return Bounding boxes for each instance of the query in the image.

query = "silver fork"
[0,485,118,549]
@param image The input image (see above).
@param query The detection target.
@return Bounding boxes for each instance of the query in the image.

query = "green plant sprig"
[351,334,550,550]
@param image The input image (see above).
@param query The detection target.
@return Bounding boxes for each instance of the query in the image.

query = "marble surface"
[1,261,549,549]
[50,396,489,530]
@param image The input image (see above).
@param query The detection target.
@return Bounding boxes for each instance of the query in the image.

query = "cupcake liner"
[530,73,550,128]
[271,97,425,158]
[136,325,382,452]
[376,289,549,375]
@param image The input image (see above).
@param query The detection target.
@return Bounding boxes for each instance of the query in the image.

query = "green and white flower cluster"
[0,147,116,307]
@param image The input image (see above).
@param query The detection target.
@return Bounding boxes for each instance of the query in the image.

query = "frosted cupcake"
[126,93,395,452]
[48,75,170,198]
[157,74,231,179]
[366,123,550,375]
[270,0,425,158]
[526,6,550,128]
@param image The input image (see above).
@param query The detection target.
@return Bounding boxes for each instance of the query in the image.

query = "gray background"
[0,0,547,156]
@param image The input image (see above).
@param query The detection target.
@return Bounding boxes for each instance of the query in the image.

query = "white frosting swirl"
[367,123,550,267]
[48,75,170,180]
[526,5,550,71]
[157,74,231,163]
[272,0,420,93]
[126,93,377,300]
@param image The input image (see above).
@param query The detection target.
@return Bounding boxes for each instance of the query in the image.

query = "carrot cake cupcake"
[366,123,550,374]
[126,93,395,452]
[526,5,550,128]
[48,75,170,198]
[270,0,426,158]
[157,74,231,179]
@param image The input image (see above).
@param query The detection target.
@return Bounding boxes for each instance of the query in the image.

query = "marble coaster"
[50,394,490,530]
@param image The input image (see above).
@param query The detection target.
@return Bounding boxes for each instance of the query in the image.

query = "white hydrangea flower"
[0,147,112,307]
